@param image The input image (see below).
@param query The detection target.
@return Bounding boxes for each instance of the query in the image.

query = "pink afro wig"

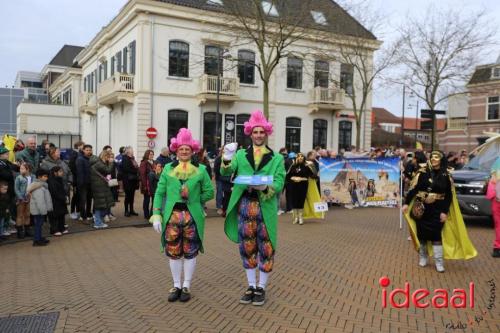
[243,110,273,136]
[169,128,201,153]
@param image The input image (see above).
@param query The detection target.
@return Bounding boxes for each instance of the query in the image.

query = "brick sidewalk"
[0,207,498,332]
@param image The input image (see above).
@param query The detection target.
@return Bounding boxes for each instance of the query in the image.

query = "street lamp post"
[214,48,231,155]
[400,85,406,147]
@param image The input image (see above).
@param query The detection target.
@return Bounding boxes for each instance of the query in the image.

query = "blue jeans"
[94,210,104,226]
[0,217,4,236]
[143,195,151,218]
[33,215,45,241]
[216,181,223,209]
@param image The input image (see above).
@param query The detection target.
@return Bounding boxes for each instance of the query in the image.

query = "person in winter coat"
[40,147,73,195]
[27,169,53,246]
[148,162,162,202]
[139,149,155,219]
[68,141,84,219]
[47,166,68,236]
[15,137,40,173]
[121,146,139,217]
[14,162,33,238]
[90,150,115,229]
[76,145,93,221]
[0,181,11,240]
[0,146,18,229]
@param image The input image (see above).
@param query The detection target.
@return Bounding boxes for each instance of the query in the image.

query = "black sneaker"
[252,287,266,306]
[168,287,182,302]
[240,286,255,304]
[492,248,500,258]
[179,287,191,302]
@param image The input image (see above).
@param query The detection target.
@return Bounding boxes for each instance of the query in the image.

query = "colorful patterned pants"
[238,196,275,272]
[165,210,200,259]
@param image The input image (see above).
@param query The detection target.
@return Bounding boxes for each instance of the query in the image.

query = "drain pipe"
[150,15,155,128]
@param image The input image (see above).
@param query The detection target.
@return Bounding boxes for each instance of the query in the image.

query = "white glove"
[223,142,238,161]
[149,214,162,233]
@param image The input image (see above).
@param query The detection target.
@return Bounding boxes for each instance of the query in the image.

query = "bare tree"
[396,6,497,114]
[216,0,316,119]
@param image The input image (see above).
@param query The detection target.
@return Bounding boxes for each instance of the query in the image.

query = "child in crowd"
[27,169,53,246]
[14,162,32,239]
[0,181,11,240]
[48,166,69,236]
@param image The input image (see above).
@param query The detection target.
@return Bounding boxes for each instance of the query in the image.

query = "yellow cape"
[404,187,477,260]
[303,179,325,220]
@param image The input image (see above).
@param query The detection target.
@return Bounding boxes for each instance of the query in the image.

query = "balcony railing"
[79,92,97,114]
[97,73,135,105]
[448,118,467,130]
[198,74,239,99]
[308,87,345,113]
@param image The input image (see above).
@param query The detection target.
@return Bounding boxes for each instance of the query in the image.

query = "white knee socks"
[169,259,183,289]
[246,268,257,288]
[169,258,198,289]
[258,271,268,289]
[183,258,197,289]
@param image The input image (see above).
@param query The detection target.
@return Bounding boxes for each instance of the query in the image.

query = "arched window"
[168,110,188,144]
[236,114,252,148]
[286,117,301,152]
[338,120,352,150]
[169,41,189,77]
[203,112,222,155]
[238,50,255,84]
[313,119,328,149]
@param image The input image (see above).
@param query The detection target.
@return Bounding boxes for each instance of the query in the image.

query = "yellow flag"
[415,141,423,150]
[2,134,17,162]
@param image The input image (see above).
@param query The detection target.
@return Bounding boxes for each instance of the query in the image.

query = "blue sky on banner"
[319,157,401,183]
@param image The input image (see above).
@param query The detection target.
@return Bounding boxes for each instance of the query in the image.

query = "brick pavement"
[0,207,498,333]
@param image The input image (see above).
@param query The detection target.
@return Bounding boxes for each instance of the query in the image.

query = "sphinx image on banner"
[319,157,401,208]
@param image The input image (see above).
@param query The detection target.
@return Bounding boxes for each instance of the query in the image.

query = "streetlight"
[407,92,420,145]
[214,48,231,154]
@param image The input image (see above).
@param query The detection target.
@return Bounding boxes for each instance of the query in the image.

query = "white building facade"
[75,0,378,157]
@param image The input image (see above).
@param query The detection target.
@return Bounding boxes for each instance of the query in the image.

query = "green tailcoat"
[153,161,214,252]
[221,146,285,249]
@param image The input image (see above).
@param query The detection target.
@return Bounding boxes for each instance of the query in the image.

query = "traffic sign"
[146,127,158,139]
[421,119,433,130]
[148,140,156,149]
[420,109,446,118]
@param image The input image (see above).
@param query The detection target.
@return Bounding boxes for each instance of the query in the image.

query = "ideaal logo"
[379,276,474,309]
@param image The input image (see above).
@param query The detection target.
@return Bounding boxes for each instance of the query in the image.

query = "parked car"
[451,135,499,222]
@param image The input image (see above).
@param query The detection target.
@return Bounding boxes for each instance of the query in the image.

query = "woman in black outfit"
[403,151,452,273]
[121,146,139,217]
[285,153,315,225]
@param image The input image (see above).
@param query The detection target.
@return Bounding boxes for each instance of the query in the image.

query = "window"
[98,64,103,83]
[205,45,223,76]
[62,89,72,105]
[287,57,303,89]
[129,41,136,74]
[286,117,301,153]
[203,112,222,155]
[169,41,189,77]
[340,63,353,95]
[83,77,87,92]
[314,60,329,88]
[116,51,122,73]
[103,61,108,80]
[338,120,352,150]
[262,1,279,17]
[122,47,128,73]
[168,110,188,145]
[111,56,115,76]
[236,114,252,148]
[492,67,500,78]
[487,96,499,120]
[238,50,255,84]
[311,11,327,25]
[313,119,328,149]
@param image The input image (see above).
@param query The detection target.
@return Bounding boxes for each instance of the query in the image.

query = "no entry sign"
[146,127,158,139]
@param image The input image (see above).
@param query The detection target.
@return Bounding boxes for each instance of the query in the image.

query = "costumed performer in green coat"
[221,110,285,306]
[150,128,214,303]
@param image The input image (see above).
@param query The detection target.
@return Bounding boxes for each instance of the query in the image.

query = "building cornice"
[49,68,82,94]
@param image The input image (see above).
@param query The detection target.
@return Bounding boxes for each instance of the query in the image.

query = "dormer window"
[262,1,279,17]
[311,11,328,25]
[207,0,223,5]
[492,67,500,79]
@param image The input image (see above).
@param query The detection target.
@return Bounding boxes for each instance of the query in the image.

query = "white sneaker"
[54,232,62,236]
[101,223,109,228]
[108,214,117,221]
[86,217,93,221]
[9,228,17,234]
[70,213,79,220]
[104,215,110,223]
[9,219,16,226]
[2,231,11,236]
[62,230,69,234]
[277,210,285,215]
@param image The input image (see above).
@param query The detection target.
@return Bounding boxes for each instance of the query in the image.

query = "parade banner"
[319,157,401,208]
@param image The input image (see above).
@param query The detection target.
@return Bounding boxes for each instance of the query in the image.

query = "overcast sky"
[1,0,499,116]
